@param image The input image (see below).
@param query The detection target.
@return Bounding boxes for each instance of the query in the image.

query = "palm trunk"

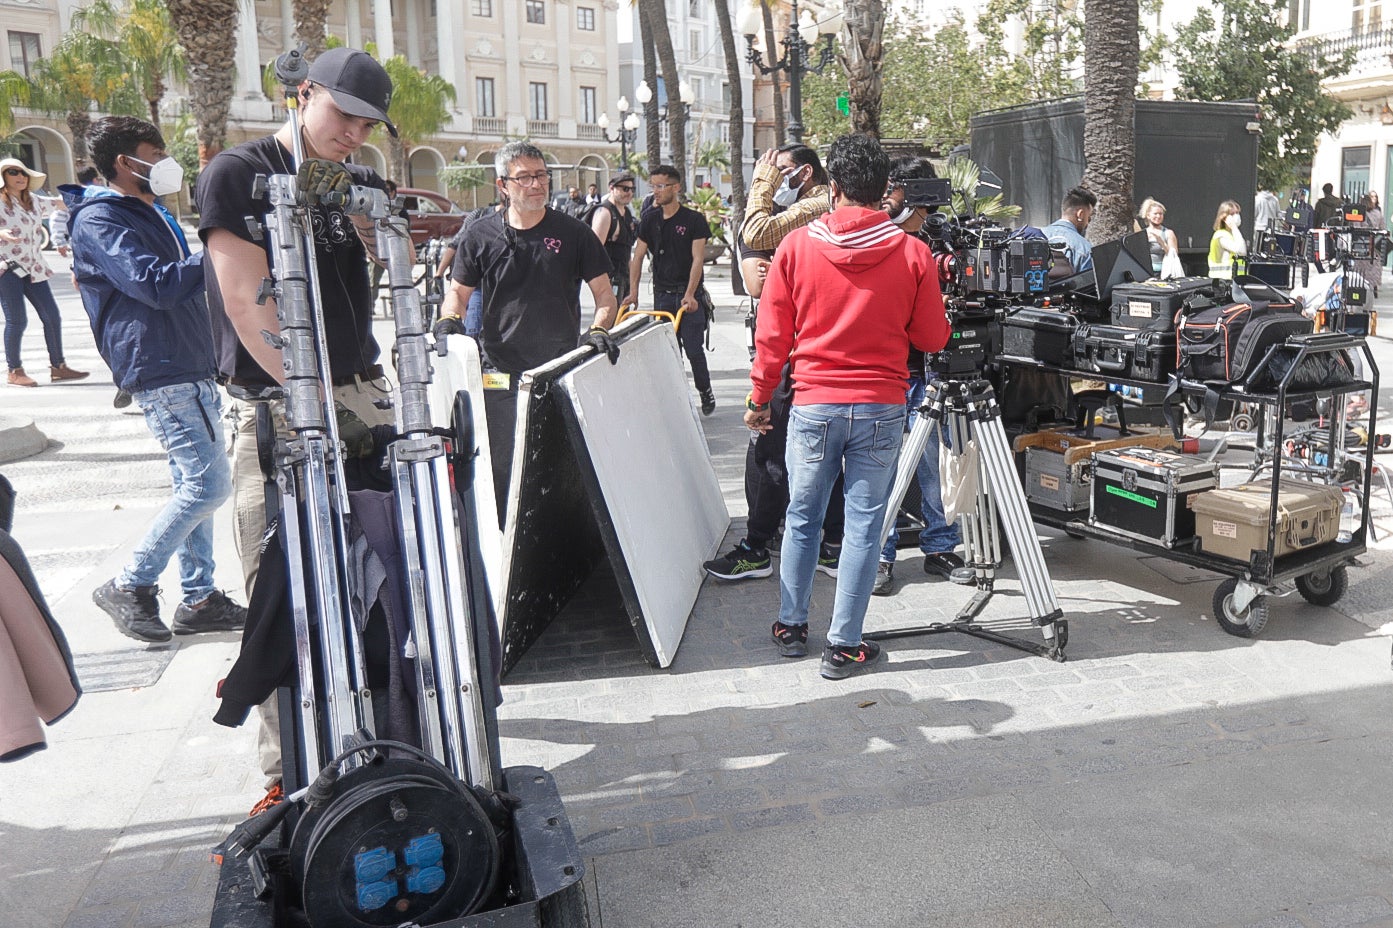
[715,0,747,235]
[293,0,332,61]
[640,0,686,178]
[639,4,662,171]
[760,2,785,146]
[841,0,885,139]
[66,111,92,163]
[388,136,408,187]
[1080,0,1139,241]
[166,0,239,166]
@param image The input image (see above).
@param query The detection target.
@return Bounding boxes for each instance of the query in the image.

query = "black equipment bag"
[1072,323,1177,383]
[1000,307,1080,368]
[1109,277,1213,331]
[1175,303,1313,384]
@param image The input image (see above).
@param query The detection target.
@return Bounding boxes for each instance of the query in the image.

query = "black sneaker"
[172,590,248,635]
[703,540,773,580]
[872,561,895,596]
[113,389,132,409]
[923,551,974,585]
[816,542,840,578]
[93,579,170,643]
[699,389,716,416]
[820,640,883,680]
[771,620,809,658]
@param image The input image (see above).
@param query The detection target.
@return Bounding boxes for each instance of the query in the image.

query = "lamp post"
[597,96,642,169]
[634,77,695,166]
[739,0,841,145]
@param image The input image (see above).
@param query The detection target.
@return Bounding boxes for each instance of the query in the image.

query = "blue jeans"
[780,403,905,646]
[881,376,961,562]
[121,380,232,603]
[0,272,65,371]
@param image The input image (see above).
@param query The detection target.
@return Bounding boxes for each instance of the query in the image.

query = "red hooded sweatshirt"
[750,206,949,407]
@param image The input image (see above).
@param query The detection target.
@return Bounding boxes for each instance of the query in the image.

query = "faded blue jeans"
[881,375,961,562]
[0,272,65,371]
[121,380,231,604]
[780,402,905,647]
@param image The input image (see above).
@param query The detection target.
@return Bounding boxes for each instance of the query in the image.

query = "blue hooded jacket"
[63,185,215,392]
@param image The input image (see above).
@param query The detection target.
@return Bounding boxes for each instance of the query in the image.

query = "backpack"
[580,200,623,242]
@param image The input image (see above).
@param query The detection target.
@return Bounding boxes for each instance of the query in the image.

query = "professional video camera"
[897,177,1050,377]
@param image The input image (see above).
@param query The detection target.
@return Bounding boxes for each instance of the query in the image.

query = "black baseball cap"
[307,47,398,138]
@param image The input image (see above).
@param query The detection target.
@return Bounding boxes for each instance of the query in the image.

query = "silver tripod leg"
[876,400,938,553]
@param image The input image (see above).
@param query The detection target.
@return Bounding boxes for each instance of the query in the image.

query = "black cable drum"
[290,757,500,927]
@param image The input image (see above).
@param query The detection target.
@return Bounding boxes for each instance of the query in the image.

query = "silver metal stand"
[870,379,1068,661]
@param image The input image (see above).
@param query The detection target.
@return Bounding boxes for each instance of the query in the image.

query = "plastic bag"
[1159,251,1185,280]
[938,424,979,524]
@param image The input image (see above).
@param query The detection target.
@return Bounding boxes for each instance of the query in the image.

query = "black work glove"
[432,314,468,341]
[584,326,620,365]
[334,403,375,459]
[296,158,353,206]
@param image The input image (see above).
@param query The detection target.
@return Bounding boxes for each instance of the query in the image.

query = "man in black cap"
[588,171,638,304]
[196,46,398,808]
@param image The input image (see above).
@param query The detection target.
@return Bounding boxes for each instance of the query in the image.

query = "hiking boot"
[816,541,840,578]
[249,781,284,817]
[820,640,883,680]
[49,363,89,382]
[923,551,974,585]
[93,579,170,642]
[172,590,247,635]
[699,389,716,416]
[872,561,895,596]
[771,620,809,658]
[703,539,773,580]
[7,368,36,388]
[113,388,132,409]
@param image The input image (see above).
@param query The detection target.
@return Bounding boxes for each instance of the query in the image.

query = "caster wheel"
[1213,578,1269,638]
[1295,565,1348,607]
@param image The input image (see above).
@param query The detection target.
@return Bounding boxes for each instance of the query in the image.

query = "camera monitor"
[900,177,953,209]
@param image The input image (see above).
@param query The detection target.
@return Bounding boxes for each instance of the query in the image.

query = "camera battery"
[1109,277,1213,330]
[1090,447,1218,548]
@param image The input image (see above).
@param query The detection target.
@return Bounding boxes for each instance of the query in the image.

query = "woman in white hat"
[0,157,88,387]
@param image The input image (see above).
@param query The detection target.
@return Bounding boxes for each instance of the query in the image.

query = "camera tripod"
[868,378,1068,661]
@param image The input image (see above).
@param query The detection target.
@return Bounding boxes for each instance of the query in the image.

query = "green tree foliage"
[28,32,144,162]
[72,0,187,127]
[368,45,456,186]
[976,0,1082,102]
[1171,0,1354,192]
[0,70,29,136]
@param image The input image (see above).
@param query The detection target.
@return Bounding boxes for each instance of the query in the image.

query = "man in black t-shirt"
[197,47,398,799]
[432,140,618,525]
[623,165,713,415]
[589,171,638,303]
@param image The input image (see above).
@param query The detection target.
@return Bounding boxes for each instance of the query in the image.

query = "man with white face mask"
[742,144,831,253]
[66,115,247,643]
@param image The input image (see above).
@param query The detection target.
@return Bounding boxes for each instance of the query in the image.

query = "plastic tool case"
[1109,276,1214,329]
[1090,447,1218,548]
[1191,479,1343,562]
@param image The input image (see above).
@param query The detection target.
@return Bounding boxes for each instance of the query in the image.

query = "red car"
[397,187,465,246]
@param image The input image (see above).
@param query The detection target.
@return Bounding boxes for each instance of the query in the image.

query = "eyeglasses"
[651,182,678,190]
[2,169,25,178]
[504,171,551,187]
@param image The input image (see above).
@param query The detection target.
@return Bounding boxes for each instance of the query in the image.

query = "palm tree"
[639,0,688,177]
[759,2,786,145]
[714,0,748,237]
[637,2,662,171]
[71,0,187,127]
[841,0,886,138]
[27,32,143,163]
[165,0,239,166]
[1080,0,1139,240]
[0,71,29,136]
[378,56,456,186]
[293,0,332,61]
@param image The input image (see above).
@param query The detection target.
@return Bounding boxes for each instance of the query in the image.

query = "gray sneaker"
[872,561,895,596]
[172,590,247,635]
[93,579,170,643]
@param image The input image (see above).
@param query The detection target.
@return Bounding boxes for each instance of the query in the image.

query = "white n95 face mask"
[128,155,186,197]
[773,172,802,208]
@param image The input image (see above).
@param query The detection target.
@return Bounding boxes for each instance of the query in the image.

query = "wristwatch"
[746,393,769,412]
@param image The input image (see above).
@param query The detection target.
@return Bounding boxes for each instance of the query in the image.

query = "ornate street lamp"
[739,0,841,144]
[597,96,642,167]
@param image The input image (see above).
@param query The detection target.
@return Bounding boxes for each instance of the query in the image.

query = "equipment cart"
[1006,331,1379,638]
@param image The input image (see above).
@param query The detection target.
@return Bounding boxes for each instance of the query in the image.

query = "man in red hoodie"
[746,133,949,680]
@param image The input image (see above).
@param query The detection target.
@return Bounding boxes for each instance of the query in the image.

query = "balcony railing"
[577,123,604,140]
[473,116,507,135]
[527,119,559,137]
[1298,24,1393,77]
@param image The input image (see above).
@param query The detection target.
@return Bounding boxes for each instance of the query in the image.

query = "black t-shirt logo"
[309,207,352,248]
[544,237,561,253]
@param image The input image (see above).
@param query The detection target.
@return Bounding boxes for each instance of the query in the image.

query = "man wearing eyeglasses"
[622,165,715,416]
[588,172,638,303]
[433,140,618,525]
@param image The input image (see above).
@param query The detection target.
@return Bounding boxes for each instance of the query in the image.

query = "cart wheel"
[1230,412,1254,432]
[1294,565,1348,607]
[1213,578,1269,637]
[1063,524,1087,540]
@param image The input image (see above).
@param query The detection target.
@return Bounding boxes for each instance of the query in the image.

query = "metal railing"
[1298,24,1393,76]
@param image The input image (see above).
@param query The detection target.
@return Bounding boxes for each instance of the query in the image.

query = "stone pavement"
[1,252,1392,928]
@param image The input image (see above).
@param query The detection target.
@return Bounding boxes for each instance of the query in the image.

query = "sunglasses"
[615,185,635,192]
[3,169,26,178]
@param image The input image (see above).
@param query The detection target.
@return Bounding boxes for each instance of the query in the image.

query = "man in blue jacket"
[67,116,246,643]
